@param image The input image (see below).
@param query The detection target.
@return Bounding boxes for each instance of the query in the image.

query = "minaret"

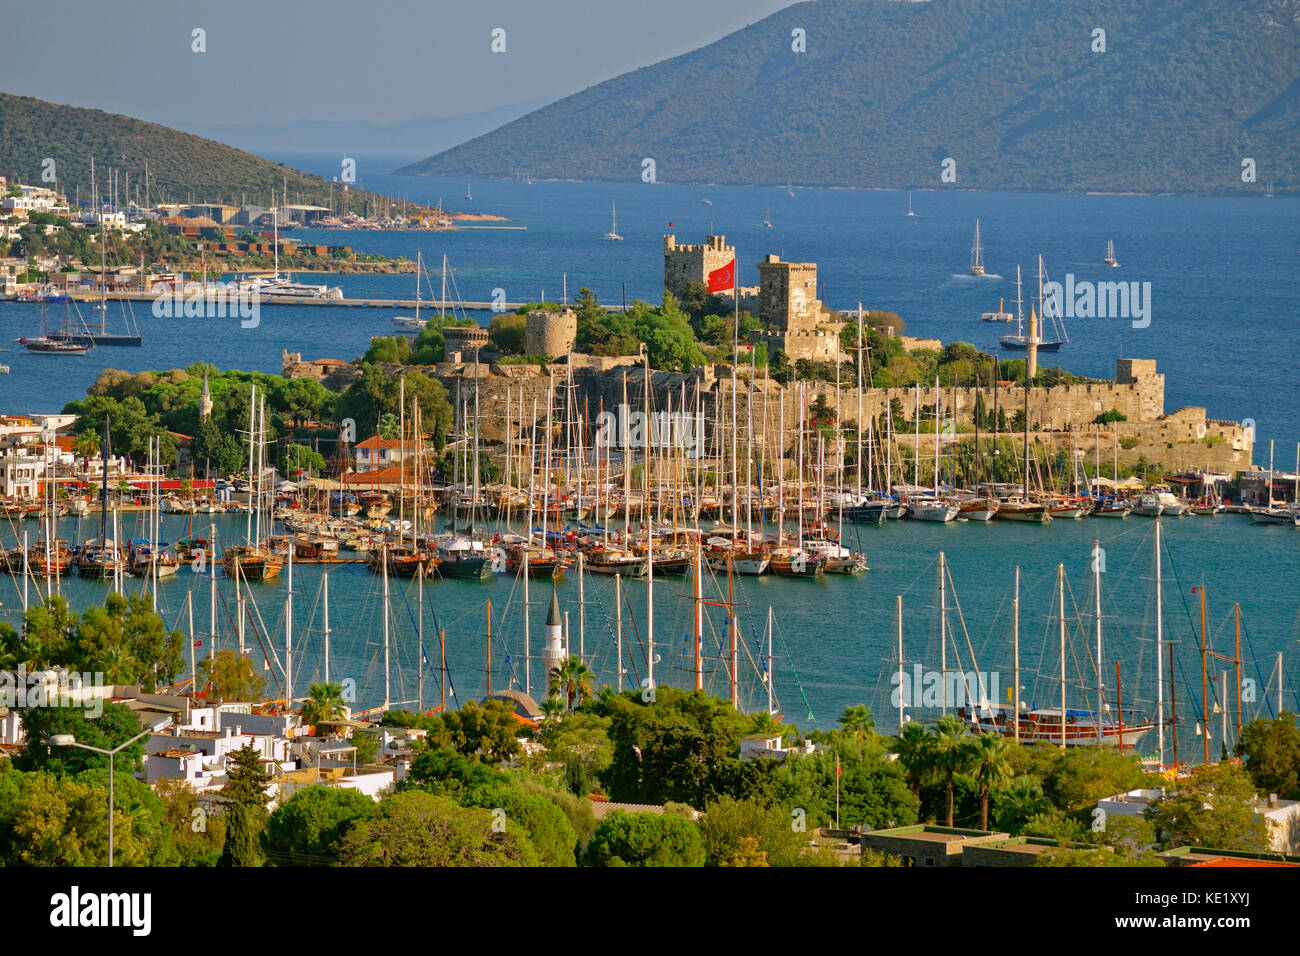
[541,581,565,675]
[1026,306,1039,383]
[199,371,213,422]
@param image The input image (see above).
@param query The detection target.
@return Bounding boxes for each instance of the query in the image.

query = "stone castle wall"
[303,353,1249,477]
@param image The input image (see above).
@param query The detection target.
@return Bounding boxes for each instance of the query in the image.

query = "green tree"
[336,791,536,866]
[261,786,376,866]
[970,732,1014,830]
[889,721,934,800]
[300,682,347,730]
[197,649,266,701]
[219,745,272,867]
[1238,713,1300,800]
[839,705,875,741]
[992,775,1051,834]
[1145,762,1270,852]
[584,810,706,867]
[462,785,579,867]
[440,699,523,763]
[931,714,972,827]
[548,655,596,711]
[699,795,810,866]
[16,702,147,776]
[154,777,225,866]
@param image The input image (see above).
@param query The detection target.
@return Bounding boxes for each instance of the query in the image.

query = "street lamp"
[51,717,170,867]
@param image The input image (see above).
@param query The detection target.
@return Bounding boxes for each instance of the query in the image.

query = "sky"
[0,0,795,127]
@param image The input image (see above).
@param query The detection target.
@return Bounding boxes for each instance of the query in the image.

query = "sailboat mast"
[693,536,702,691]
[939,550,947,715]
[856,307,863,496]
[1058,563,1066,750]
[1094,539,1103,745]
[766,605,774,716]
[285,545,294,709]
[1155,521,1164,768]
[382,542,391,711]
[323,570,331,684]
[1013,566,1020,743]
[896,594,905,733]
[615,572,623,693]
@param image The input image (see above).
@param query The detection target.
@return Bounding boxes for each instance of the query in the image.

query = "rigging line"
[944,560,991,709]
[772,610,814,727]
[1238,616,1275,720]
[388,557,460,709]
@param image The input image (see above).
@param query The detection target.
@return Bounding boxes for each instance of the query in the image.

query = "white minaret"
[199,371,213,422]
[541,581,565,674]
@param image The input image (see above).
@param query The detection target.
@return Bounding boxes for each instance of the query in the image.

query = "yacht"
[1103,239,1119,268]
[603,202,623,241]
[392,251,430,330]
[968,220,986,276]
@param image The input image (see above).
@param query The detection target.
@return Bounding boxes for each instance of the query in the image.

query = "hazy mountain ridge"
[398,0,1300,193]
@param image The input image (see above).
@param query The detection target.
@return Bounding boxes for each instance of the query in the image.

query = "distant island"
[400,0,1298,196]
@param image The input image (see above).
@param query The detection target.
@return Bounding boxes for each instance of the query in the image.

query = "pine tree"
[219,744,272,867]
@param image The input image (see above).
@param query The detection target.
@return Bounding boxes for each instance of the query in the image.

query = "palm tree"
[970,732,1014,830]
[932,714,973,827]
[97,643,140,686]
[73,430,101,472]
[993,775,1050,835]
[839,705,875,740]
[548,655,595,711]
[540,695,565,722]
[890,721,934,800]
[300,681,347,731]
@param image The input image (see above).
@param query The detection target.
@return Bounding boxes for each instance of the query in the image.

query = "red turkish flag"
[707,258,736,292]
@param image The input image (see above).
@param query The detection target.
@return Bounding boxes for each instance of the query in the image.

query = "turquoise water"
[3,509,1296,756]
[1,173,1297,757]
[2,176,1297,446]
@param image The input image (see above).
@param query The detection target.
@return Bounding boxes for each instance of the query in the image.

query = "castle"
[663,234,842,362]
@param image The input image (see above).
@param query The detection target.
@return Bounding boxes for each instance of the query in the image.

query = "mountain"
[398,0,1300,194]
[176,96,558,164]
[0,93,427,211]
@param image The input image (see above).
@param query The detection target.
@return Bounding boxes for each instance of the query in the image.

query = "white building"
[1099,786,1300,855]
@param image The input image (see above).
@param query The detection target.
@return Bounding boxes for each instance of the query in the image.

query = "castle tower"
[199,371,213,422]
[525,308,578,358]
[663,234,736,300]
[757,254,821,333]
[540,582,565,675]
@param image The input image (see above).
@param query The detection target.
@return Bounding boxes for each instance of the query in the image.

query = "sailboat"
[603,202,623,241]
[1000,257,1067,351]
[1104,239,1119,268]
[762,208,773,228]
[968,220,986,276]
[465,181,472,201]
[392,251,429,331]
[906,191,915,217]
[75,419,127,579]
[22,302,92,354]
[222,387,283,582]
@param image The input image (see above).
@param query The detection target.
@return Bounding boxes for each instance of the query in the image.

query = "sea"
[1,159,1297,751]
